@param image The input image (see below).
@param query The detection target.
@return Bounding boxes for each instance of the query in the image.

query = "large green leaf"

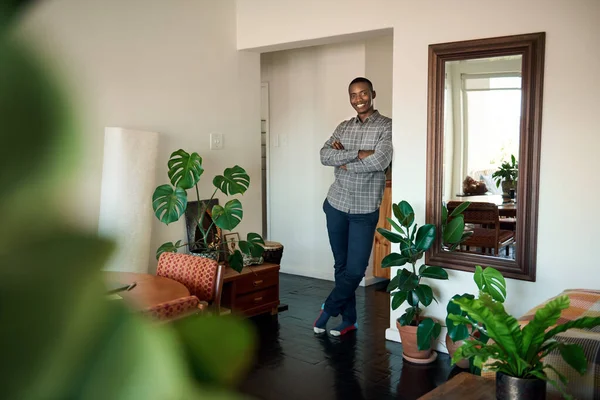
[155,240,181,260]
[167,150,204,189]
[212,199,243,230]
[391,291,407,310]
[0,40,69,199]
[407,289,419,307]
[397,268,419,291]
[227,250,245,273]
[441,204,448,224]
[238,232,265,258]
[394,201,415,228]
[152,185,188,224]
[443,216,465,244]
[381,252,409,268]
[449,201,471,217]
[521,296,570,362]
[446,293,475,342]
[544,316,600,342]
[474,266,506,302]
[420,266,448,280]
[415,224,436,251]
[452,297,520,357]
[417,318,441,351]
[172,315,255,386]
[387,217,405,234]
[414,284,434,307]
[398,307,416,326]
[213,166,250,196]
[387,272,400,292]
[557,343,587,375]
[377,228,403,243]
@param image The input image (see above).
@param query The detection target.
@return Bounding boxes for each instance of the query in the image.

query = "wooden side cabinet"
[221,262,280,317]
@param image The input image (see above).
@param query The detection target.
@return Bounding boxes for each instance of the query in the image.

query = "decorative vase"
[445,334,469,368]
[501,180,515,199]
[397,319,438,364]
[495,372,546,400]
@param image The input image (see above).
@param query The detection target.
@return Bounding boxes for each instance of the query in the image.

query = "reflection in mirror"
[425,33,545,281]
[443,55,522,261]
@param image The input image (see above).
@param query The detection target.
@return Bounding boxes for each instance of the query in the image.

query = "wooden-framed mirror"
[425,32,545,281]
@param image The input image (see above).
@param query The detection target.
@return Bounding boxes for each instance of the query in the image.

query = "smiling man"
[315,77,393,336]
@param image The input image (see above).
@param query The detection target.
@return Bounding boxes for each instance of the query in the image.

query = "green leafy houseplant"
[446,265,506,344]
[449,267,600,399]
[377,200,471,352]
[152,149,264,272]
[492,154,518,188]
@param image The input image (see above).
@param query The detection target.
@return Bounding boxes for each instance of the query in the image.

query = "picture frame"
[224,232,241,254]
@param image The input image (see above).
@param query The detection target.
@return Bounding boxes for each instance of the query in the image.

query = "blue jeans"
[323,199,379,324]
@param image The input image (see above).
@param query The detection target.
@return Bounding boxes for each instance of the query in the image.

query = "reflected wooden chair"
[157,252,224,315]
[447,201,515,256]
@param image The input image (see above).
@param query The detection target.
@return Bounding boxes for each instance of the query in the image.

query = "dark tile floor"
[239,273,456,400]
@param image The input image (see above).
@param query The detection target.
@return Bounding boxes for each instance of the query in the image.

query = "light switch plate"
[210,132,223,150]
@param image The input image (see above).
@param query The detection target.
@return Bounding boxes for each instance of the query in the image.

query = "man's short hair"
[349,77,374,92]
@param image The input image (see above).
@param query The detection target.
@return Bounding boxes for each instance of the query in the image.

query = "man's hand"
[358,150,375,160]
[332,140,344,150]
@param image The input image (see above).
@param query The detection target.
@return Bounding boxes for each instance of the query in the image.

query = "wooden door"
[373,180,391,279]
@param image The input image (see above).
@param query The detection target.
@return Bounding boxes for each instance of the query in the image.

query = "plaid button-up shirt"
[320,111,393,214]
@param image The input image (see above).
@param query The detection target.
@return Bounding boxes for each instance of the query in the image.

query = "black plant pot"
[496,372,546,400]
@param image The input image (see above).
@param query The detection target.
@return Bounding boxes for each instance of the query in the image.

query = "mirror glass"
[443,55,522,261]
[425,33,545,281]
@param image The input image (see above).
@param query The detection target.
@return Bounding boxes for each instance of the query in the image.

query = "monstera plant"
[152,149,264,272]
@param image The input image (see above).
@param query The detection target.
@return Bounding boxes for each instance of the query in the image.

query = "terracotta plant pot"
[397,319,438,364]
[445,334,469,368]
[496,372,546,400]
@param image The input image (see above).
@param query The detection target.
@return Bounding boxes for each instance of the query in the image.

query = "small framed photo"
[224,232,241,254]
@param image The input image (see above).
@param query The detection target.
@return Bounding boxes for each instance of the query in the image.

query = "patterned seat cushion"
[142,295,200,321]
[156,252,218,302]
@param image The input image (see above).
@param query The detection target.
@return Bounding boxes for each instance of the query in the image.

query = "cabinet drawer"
[235,269,278,295]
[235,287,278,311]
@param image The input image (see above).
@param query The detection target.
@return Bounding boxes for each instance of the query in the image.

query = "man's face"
[349,82,375,116]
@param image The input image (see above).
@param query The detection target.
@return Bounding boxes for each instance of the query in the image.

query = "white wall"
[261,42,364,281]
[238,0,600,346]
[261,38,392,284]
[365,35,393,118]
[17,0,262,272]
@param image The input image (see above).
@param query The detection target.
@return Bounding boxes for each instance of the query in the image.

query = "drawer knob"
[254,296,263,303]
[253,280,264,287]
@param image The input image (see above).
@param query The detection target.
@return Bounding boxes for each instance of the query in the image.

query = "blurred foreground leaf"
[173,315,256,387]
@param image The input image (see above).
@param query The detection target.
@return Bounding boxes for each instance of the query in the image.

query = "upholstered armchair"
[156,252,224,314]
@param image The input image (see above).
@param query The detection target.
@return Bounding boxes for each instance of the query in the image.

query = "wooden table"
[221,262,280,317]
[419,373,495,400]
[104,272,190,310]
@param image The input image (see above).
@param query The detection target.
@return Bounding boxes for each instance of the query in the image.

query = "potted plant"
[445,266,505,369]
[377,200,471,363]
[152,149,264,272]
[492,154,518,198]
[449,267,600,400]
